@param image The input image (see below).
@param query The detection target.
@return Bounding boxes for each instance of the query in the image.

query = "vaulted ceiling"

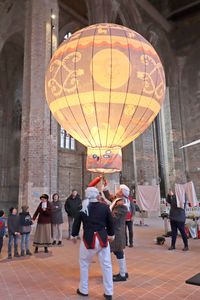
[59,0,200,24]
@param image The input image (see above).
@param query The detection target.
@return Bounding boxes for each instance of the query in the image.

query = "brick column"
[18,0,59,214]
[133,126,158,186]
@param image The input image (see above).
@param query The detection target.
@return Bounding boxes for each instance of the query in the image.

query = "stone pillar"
[167,88,186,185]
[156,67,187,191]
[85,0,120,190]
[85,0,140,193]
[85,0,119,24]
[176,56,188,177]
[18,0,59,214]
[134,126,158,186]
[158,87,174,193]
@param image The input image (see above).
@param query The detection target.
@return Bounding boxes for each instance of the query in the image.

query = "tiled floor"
[0,217,200,299]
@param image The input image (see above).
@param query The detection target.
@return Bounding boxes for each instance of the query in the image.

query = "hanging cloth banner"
[137,185,160,212]
[175,181,198,208]
[185,181,198,207]
[175,183,186,208]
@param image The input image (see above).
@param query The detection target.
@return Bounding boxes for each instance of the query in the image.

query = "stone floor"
[0,217,200,300]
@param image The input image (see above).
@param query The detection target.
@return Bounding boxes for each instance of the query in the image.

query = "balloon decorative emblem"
[45,23,166,173]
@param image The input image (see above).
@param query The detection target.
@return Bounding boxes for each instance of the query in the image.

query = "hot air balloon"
[45,23,166,173]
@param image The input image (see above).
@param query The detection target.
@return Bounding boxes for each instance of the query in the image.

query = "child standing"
[7,207,20,259]
[0,210,6,258]
[19,206,33,256]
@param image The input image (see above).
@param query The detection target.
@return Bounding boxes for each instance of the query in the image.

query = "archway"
[0,33,24,211]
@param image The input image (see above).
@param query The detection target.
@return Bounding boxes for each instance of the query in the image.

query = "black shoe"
[104,294,112,300]
[129,244,133,248]
[52,241,56,245]
[8,254,12,259]
[113,274,127,282]
[113,272,128,279]
[21,250,25,256]
[168,246,175,250]
[14,253,20,257]
[44,247,48,253]
[34,247,38,253]
[26,250,32,256]
[76,288,88,296]
[57,241,62,246]
[182,246,189,251]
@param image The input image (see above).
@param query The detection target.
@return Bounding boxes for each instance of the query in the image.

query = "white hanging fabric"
[175,183,186,208]
[185,181,198,207]
[137,185,160,212]
[175,181,198,208]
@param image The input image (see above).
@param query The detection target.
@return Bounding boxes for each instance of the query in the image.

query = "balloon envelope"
[45,23,166,173]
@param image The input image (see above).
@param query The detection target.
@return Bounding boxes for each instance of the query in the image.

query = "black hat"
[40,194,49,200]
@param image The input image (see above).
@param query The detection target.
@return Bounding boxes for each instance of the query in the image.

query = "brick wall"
[58,143,91,200]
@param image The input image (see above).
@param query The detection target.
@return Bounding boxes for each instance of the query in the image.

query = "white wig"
[120,184,130,198]
[85,187,99,199]
[81,187,99,216]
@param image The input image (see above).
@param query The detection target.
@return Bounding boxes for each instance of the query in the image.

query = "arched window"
[59,33,75,151]
[60,127,75,150]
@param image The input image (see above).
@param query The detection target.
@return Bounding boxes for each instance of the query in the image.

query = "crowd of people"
[0,183,136,300]
[0,189,82,257]
[0,183,188,300]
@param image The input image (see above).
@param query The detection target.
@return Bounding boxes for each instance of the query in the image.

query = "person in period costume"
[72,187,114,300]
[51,193,63,246]
[33,194,52,253]
[104,184,129,282]
[166,189,189,251]
[65,189,82,239]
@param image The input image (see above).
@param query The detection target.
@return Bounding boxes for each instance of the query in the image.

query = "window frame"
[59,127,76,151]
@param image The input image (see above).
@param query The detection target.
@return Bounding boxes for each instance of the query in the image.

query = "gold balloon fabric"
[45,23,166,173]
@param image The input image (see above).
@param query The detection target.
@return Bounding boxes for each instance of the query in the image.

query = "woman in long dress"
[33,194,52,253]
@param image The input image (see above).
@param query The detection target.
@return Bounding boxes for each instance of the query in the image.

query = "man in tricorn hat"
[72,187,114,300]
